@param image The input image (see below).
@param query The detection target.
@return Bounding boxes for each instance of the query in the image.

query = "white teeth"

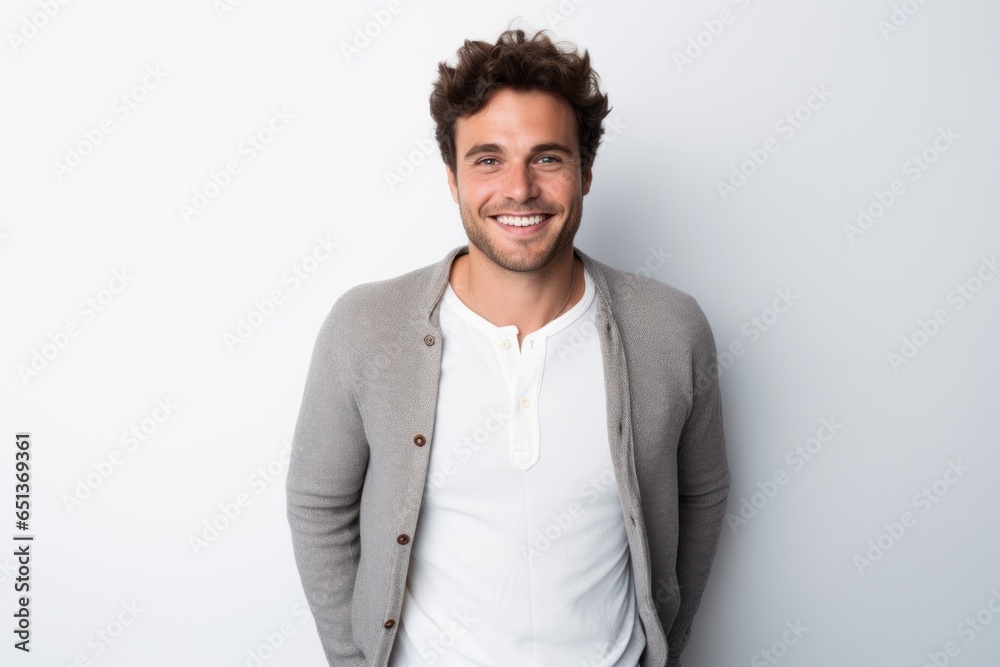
[495,214,547,227]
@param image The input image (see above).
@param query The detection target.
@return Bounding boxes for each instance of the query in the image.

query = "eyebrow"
[463,142,575,160]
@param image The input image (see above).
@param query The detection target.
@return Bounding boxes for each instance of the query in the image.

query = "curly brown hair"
[429,28,611,174]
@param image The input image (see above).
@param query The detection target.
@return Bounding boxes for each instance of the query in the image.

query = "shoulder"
[319,254,446,342]
[582,252,715,346]
[337,263,437,316]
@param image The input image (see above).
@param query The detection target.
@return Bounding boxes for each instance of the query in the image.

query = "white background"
[2,0,998,665]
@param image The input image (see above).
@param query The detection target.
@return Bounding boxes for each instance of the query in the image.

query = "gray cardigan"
[286,244,730,667]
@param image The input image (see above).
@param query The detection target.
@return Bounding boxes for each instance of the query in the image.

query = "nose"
[500,162,540,203]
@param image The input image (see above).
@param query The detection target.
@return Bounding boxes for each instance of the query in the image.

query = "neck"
[451,245,582,344]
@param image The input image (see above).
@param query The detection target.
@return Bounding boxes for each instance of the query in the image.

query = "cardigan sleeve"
[286,298,370,666]
[667,303,731,664]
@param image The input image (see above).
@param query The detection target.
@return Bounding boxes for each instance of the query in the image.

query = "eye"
[475,157,499,166]
[537,155,560,164]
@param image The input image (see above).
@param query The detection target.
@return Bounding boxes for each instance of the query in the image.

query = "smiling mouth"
[492,214,552,227]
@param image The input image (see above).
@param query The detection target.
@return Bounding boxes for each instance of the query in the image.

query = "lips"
[492,214,551,227]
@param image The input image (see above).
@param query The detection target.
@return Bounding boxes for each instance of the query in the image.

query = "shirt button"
[384,619,396,629]
[500,338,511,349]
[413,434,426,447]
[519,397,530,408]
[397,534,410,545]
[423,335,435,346]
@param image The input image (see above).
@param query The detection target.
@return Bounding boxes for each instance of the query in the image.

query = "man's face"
[446,88,592,273]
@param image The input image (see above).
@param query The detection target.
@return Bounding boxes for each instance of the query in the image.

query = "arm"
[667,307,731,666]
[286,299,370,666]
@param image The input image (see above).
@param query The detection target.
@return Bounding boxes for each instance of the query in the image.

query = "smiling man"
[287,28,730,667]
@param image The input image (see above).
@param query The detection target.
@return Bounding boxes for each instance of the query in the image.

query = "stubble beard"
[458,196,583,274]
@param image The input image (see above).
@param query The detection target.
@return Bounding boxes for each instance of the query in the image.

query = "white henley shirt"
[388,264,646,667]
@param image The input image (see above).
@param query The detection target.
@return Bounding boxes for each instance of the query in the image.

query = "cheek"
[546,175,582,201]
[461,178,497,205]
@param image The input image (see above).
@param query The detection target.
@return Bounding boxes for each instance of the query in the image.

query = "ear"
[581,164,593,196]
[446,165,460,204]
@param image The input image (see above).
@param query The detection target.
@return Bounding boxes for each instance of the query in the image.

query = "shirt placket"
[503,334,545,470]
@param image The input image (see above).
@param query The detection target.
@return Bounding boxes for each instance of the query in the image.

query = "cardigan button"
[423,335,435,346]
[413,434,426,447]
[397,534,410,545]
[384,619,396,629]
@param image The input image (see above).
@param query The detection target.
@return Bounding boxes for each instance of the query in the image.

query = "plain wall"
[2,0,998,665]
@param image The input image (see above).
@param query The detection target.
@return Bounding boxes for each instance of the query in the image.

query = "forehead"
[454,88,579,151]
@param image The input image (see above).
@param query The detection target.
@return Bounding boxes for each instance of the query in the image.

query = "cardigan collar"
[421,244,614,328]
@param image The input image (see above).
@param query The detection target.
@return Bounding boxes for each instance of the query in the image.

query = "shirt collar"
[422,244,615,328]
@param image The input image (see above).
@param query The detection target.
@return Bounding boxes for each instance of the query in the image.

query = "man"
[287,28,729,667]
